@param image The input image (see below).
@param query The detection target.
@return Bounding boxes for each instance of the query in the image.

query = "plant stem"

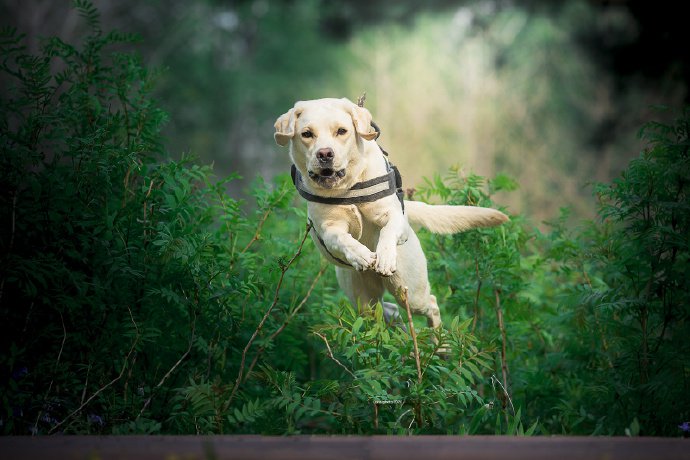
[137,311,197,419]
[241,208,271,253]
[401,286,423,428]
[227,222,312,407]
[49,307,140,434]
[494,288,510,420]
[244,265,327,382]
[314,332,356,378]
[471,257,482,334]
[34,310,67,435]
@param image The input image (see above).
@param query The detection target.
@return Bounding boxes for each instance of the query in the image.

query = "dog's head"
[274,98,378,190]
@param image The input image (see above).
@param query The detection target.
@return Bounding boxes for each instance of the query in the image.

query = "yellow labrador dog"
[274,97,508,330]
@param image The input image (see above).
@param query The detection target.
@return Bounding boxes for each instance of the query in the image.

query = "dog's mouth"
[308,168,346,188]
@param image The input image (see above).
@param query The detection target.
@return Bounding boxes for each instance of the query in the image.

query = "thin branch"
[408,415,416,431]
[491,373,515,415]
[401,286,423,429]
[313,332,356,378]
[80,362,92,406]
[49,307,140,434]
[141,178,156,240]
[420,328,445,378]
[241,187,291,254]
[227,222,312,407]
[243,265,327,382]
[264,265,326,343]
[494,289,512,427]
[137,311,197,419]
[241,208,271,253]
[471,258,482,334]
[121,165,132,208]
[34,310,67,435]
[123,353,138,405]
[395,408,412,427]
[494,289,509,399]
[401,287,422,385]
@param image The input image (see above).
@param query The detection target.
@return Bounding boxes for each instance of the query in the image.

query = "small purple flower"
[87,414,104,426]
[679,422,690,432]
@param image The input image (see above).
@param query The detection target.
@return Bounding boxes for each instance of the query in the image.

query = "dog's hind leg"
[382,301,407,330]
[388,280,442,329]
[335,266,383,311]
[383,232,443,329]
[335,268,407,329]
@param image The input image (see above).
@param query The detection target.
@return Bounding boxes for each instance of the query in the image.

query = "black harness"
[290,161,404,212]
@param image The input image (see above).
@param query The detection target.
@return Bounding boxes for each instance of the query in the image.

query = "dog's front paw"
[347,246,377,271]
[374,249,397,277]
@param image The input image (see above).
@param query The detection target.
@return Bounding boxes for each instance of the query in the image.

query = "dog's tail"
[405,200,509,234]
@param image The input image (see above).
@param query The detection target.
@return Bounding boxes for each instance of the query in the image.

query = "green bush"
[415,110,690,436]
[0,2,326,435]
[1,1,688,437]
[539,108,690,436]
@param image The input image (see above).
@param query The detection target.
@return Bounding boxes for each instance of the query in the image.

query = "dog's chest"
[307,203,382,259]
[334,204,382,246]
[342,202,392,242]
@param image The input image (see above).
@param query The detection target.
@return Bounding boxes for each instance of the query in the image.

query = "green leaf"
[352,316,364,335]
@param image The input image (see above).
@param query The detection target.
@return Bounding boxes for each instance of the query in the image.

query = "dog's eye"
[301,130,313,139]
[336,128,348,136]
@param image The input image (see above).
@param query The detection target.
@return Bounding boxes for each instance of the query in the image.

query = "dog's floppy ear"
[343,99,378,141]
[274,107,301,146]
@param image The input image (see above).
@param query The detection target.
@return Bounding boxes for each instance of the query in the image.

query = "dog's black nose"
[317,148,334,163]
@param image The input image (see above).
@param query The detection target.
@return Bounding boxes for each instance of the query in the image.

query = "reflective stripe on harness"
[290,162,405,212]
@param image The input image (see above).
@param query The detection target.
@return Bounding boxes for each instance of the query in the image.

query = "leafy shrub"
[0,2,326,435]
[539,108,690,436]
[417,112,690,436]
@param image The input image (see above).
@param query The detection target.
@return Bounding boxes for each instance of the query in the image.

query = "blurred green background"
[4,0,687,223]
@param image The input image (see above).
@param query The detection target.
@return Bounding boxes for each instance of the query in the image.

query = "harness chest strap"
[290,163,405,211]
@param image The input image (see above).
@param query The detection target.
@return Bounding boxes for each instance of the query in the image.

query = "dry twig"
[356,91,367,107]
[401,287,422,384]
[227,222,313,407]
[494,288,509,404]
[314,332,356,378]
[137,311,197,419]
[34,310,67,435]
[49,307,140,434]
[244,265,327,382]
[401,287,423,428]
[241,188,290,254]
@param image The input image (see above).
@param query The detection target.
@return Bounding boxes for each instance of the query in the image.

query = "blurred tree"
[1,0,686,220]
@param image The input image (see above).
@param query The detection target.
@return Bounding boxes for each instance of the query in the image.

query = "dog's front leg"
[319,221,377,271]
[372,209,407,277]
